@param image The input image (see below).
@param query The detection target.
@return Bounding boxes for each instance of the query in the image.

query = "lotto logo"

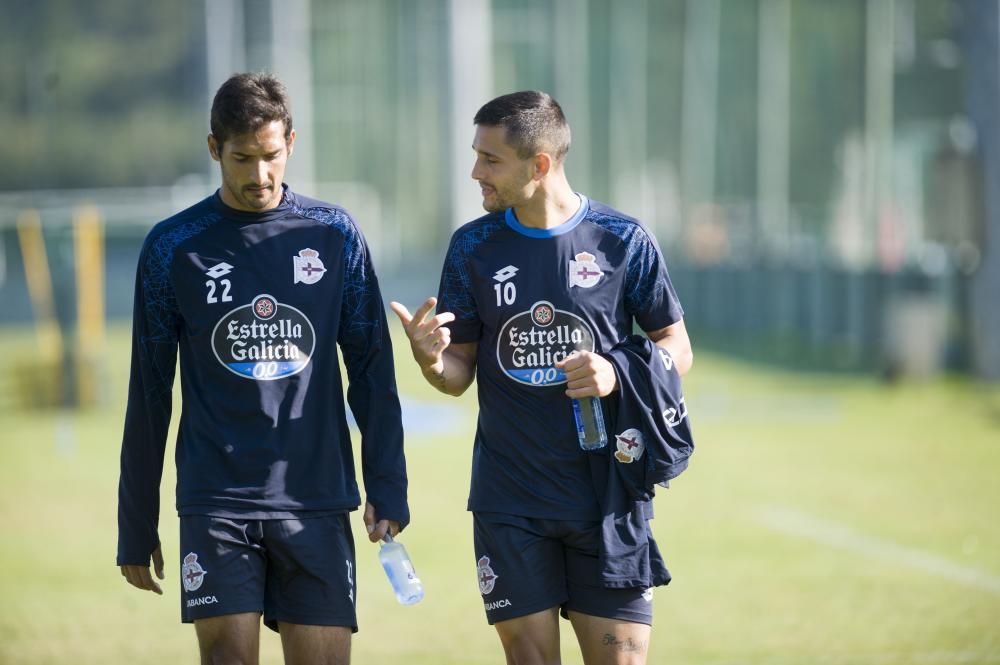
[493,265,519,283]
[205,262,234,279]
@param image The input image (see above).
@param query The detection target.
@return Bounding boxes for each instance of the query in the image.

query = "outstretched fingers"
[422,311,456,335]
[390,298,458,376]
[410,297,439,328]
[390,298,455,343]
[389,301,414,328]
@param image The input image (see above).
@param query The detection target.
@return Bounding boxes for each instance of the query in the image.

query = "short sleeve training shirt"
[436,195,683,520]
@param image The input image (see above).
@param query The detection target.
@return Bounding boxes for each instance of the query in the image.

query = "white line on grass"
[705,650,1000,665]
[755,505,1000,595]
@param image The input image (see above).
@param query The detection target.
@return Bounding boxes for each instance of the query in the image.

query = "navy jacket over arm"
[589,334,694,588]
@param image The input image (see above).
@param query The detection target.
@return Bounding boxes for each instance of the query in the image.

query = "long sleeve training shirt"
[117,186,408,565]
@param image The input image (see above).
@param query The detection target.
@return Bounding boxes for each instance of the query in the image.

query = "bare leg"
[278,623,352,665]
[494,607,562,665]
[568,611,650,665]
[194,612,262,665]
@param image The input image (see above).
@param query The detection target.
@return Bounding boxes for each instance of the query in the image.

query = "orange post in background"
[73,204,106,407]
[16,209,64,406]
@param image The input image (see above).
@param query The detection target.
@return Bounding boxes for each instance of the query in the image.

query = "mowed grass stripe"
[756,505,1000,595]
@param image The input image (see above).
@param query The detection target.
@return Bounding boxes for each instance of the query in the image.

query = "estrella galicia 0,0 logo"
[496,300,595,386]
[211,294,316,380]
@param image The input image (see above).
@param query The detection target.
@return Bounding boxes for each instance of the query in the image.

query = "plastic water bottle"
[572,396,608,450]
[379,533,424,605]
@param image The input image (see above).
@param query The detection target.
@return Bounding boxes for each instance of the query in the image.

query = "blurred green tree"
[0,0,207,190]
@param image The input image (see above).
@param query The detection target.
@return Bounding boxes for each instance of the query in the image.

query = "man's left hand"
[363,501,400,542]
[555,351,618,398]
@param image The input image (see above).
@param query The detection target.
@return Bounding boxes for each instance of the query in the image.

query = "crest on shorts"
[182,552,207,592]
[614,428,645,464]
[568,251,604,288]
[293,248,326,285]
[477,555,498,595]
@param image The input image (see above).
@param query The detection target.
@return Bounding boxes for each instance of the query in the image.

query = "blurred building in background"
[1,0,999,391]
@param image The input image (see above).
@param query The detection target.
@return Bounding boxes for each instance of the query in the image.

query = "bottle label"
[574,397,607,450]
[380,542,424,604]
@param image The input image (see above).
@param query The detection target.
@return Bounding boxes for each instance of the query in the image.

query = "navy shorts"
[472,512,654,626]
[179,514,357,632]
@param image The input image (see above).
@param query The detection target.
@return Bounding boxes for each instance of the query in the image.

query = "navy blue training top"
[117,185,408,565]
[436,195,683,521]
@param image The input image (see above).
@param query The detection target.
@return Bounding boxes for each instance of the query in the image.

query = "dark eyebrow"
[231,150,281,158]
[473,145,500,159]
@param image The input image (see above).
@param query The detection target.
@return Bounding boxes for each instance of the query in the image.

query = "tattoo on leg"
[602,633,647,653]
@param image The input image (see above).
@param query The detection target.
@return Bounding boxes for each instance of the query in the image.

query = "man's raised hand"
[389,297,456,375]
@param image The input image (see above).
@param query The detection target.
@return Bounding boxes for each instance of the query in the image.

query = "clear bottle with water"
[572,396,608,450]
[379,533,424,605]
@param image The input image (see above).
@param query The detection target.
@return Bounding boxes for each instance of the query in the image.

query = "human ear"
[534,152,552,180]
[207,134,221,162]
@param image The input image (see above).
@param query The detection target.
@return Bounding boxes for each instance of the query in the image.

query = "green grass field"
[1,322,999,664]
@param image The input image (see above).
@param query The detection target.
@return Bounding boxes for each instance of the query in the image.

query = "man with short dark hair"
[117,72,408,665]
[393,90,693,665]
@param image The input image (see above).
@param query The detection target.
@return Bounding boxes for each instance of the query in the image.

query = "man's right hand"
[389,297,455,375]
[120,545,165,595]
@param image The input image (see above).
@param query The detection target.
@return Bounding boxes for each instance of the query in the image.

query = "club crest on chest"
[293,248,326,285]
[568,251,604,288]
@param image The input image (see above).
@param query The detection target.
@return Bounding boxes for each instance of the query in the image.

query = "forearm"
[389,298,478,396]
[648,320,694,377]
[118,403,169,564]
[349,361,410,530]
[118,321,174,565]
[655,336,693,376]
[421,345,476,396]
